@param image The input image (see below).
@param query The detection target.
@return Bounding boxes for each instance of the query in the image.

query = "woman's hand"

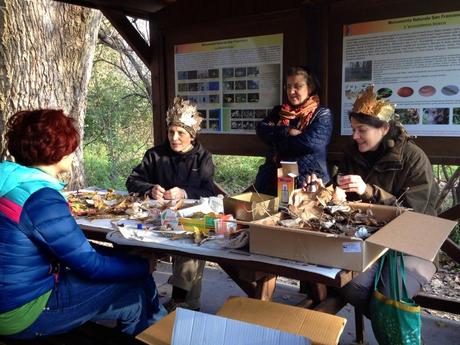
[305,173,324,187]
[337,174,367,195]
[150,184,165,200]
[302,173,324,192]
[164,187,186,200]
[288,128,302,136]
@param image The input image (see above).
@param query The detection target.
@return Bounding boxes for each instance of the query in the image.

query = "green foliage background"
[84,44,153,190]
[213,155,264,194]
[83,43,263,193]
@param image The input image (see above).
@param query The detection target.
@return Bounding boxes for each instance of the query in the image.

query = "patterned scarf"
[278,95,320,130]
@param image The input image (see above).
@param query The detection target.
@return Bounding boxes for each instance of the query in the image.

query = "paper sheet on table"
[176,196,224,217]
[172,308,311,345]
[106,230,341,279]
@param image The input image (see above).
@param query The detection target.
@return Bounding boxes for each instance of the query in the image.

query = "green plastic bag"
[370,250,421,345]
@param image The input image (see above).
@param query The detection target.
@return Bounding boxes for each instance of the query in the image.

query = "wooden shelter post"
[150,18,167,146]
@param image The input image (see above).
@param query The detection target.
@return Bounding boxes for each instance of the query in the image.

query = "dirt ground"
[422,253,460,322]
[224,252,460,322]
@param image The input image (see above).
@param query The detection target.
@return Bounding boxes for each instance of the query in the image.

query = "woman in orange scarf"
[254,66,333,196]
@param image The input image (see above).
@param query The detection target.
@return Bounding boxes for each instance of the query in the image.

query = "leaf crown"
[352,86,395,122]
[166,97,203,136]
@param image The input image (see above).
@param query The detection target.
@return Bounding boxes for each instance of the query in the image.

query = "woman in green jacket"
[328,86,438,316]
[337,92,438,216]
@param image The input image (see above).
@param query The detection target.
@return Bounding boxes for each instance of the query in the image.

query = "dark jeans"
[8,270,166,339]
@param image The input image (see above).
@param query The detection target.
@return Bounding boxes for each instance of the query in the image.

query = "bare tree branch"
[121,93,148,100]
[98,20,152,104]
[83,136,102,148]
[436,165,460,212]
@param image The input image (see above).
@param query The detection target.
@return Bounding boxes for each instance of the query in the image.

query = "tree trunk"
[0,0,102,189]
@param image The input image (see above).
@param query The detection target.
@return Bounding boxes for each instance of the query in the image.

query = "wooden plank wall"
[151,0,460,164]
[151,0,313,153]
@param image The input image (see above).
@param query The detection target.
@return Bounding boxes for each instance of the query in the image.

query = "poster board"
[341,10,460,137]
[326,0,460,164]
[174,34,283,134]
[159,8,311,155]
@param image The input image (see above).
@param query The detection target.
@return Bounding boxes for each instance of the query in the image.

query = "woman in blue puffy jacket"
[0,109,166,339]
[254,66,333,196]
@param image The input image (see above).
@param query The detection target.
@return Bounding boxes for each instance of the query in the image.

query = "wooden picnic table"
[79,220,354,309]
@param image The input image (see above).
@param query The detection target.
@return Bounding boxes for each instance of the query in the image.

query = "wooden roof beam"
[54,0,176,19]
[101,9,152,67]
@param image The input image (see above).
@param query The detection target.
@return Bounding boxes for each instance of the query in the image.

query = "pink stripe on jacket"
[0,197,22,223]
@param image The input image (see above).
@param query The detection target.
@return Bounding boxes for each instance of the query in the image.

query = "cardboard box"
[136,297,346,345]
[278,161,299,206]
[171,308,310,345]
[249,203,456,272]
[223,192,279,221]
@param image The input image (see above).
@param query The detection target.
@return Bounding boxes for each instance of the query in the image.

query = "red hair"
[6,109,80,166]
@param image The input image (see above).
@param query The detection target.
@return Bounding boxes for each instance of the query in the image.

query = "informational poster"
[175,34,283,134]
[341,11,460,136]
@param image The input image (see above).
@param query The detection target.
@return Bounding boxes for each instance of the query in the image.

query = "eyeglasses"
[285,83,307,91]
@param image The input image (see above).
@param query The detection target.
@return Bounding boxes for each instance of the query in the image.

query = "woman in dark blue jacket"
[254,66,333,196]
[0,110,165,339]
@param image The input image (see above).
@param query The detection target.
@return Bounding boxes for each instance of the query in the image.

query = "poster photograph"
[175,34,283,134]
[341,11,460,136]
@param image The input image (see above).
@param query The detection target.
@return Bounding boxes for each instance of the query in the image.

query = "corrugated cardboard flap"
[217,297,346,345]
[366,211,456,261]
[136,310,175,345]
[172,308,310,345]
[137,297,346,345]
